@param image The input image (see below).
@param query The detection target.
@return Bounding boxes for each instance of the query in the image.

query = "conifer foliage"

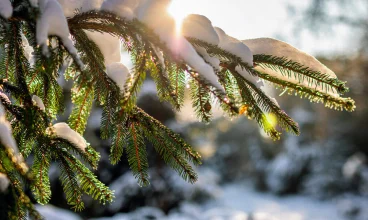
[0,0,355,218]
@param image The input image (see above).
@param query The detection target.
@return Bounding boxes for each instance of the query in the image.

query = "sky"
[168,0,359,56]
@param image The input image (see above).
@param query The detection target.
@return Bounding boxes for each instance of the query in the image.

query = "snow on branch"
[182,14,221,71]
[244,38,348,95]
[36,0,83,67]
[214,27,262,87]
[136,0,224,92]
[32,95,45,111]
[49,122,88,152]
[0,0,12,19]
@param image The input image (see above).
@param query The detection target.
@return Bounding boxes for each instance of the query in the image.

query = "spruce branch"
[141,126,198,183]
[134,107,202,166]
[255,69,356,111]
[226,65,300,135]
[253,54,349,94]
[53,138,100,170]
[30,146,51,205]
[56,148,114,205]
[126,119,150,186]
[109,121,127,165]
[186,37,355,112]
[57,154,85,211]
[68,79,95,135]
[167,64,186,108]
[189,78,213,123]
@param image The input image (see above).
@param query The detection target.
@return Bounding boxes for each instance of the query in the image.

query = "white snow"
[106,62,130,91]
[85,30,131,92]
[32,95,46,111]
[151,46,166,68]
[101,0,138,21]
[51,122,87,151]
[211,183,344,220]
[93,181,346,220]
[57,0,103,17]
[215,27,253,66]
[36,0,83,67]
[29,0,39,7]
[242,38,340,97]
[214,27,261,86]
[182,14,219,45]
[342,153,366,180]
[197,47,221,70]
[21,34,35,65]
[85,31,121,65]
[0,117,19,155]
[0,102,5,118]
[243,38,337,78]
[0,173,9,192]
[36,205,82,220]
[0,104,19,156]
[0,0,13,19]
[136,0,224,92]
[235,65,263,87]
[181,14,221,70]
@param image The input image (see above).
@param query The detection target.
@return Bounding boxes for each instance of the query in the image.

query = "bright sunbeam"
[167,0,190,34]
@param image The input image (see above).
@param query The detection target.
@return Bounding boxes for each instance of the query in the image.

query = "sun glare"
[167,1,190,34]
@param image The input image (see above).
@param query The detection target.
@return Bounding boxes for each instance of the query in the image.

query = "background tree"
[0,0,355,219]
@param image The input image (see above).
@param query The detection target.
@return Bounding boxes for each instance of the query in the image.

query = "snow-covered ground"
[205,183,343,220]
[37,181,352,220]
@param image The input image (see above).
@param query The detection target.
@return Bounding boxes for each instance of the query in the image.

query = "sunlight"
[167,0,190,34]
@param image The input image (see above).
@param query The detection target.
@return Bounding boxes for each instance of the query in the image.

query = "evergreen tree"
[0,0,355,219]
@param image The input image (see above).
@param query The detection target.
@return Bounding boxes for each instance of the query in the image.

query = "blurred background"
[29,0,368,219]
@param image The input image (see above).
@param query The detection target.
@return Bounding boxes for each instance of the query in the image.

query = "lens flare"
[167,0,190,34]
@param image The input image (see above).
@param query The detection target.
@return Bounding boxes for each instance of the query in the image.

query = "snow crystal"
[85,31,121,65]
[182,14,219,45]
[32,95,45,111]
[0,118,18,154]
[136,0,224,92]
[101,0,139,20]
[243,38,336,78]
[106,62,130,91]
[57,0,103,17]
[51,122,87,151]
[0,0,13,19]
[0,173,9,192]
[37,0,83,67]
